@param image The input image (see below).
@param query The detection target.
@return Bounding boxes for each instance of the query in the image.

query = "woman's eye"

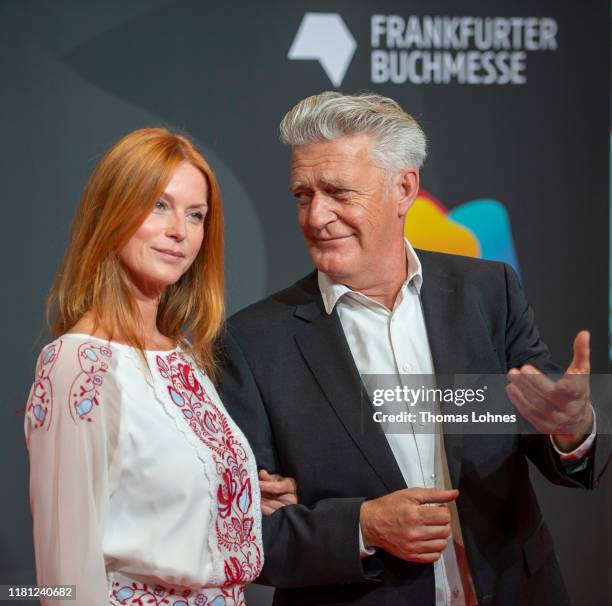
[188,211,206,223]
[153,200,168,212]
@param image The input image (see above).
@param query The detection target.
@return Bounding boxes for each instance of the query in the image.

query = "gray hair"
[279,91,427,173]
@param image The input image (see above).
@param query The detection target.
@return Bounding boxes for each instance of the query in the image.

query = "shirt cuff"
[358,525,376,558]
[550,407,596,461]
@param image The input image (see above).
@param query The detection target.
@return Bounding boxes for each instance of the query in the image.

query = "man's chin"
[310,251,352,278]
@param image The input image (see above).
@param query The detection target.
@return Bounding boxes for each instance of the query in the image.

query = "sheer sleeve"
[24,338,119,606]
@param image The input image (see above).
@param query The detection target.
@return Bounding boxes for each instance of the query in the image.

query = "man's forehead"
[291,135,373,161]
[289,137,374,184]
[290,163,357,187]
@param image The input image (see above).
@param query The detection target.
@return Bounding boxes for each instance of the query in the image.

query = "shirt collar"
[318,238,423,315]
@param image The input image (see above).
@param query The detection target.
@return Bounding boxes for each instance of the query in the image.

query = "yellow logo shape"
[405,195,480,258]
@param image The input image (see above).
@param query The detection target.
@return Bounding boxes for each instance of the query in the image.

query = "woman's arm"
[24,338,116,606]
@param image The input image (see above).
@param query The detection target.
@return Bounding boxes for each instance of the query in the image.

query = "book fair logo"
[406,190,521,276]
[372,15,558,85]
[288,13,558,86]
[288,13,356,87]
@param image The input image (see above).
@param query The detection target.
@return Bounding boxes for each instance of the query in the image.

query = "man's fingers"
[261,504,278,516]
[258,470,298,499]
[410,488,459,505]
[259,471,298,509]
[259,489,298,504]
[553,375,588,402]
[506,374,548,409]
[410,552,443,563]
[418,506,452,526]
[507,361,589,415]
[568,330,590,374]
[261,499,286,514]
[259,479,298,496]
[258,469,279,481]
[272,493,298,505]
[507,365,555,401]
[410,538,449,555]
[506,383,553,432]
[418,524,452,540]
[277,477,298,493]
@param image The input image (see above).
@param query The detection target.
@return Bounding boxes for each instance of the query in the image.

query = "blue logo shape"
[449,198,521,277]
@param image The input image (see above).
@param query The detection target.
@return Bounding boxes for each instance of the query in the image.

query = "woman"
[24,128,292,606]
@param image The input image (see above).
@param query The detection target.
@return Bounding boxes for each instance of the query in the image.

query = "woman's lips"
[152,248,185,262]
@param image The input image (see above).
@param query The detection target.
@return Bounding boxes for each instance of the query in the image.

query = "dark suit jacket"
[218,251,611,606]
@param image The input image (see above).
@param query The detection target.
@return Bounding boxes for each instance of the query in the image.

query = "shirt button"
[402,362,412,372]
[431,473,436,479]
[452,588,461,599]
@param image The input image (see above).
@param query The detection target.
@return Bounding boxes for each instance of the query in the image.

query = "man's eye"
[294,193,310,204]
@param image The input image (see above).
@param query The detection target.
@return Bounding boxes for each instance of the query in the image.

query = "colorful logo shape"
[405,189,520,277]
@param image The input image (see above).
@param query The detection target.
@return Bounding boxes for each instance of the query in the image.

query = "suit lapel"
[293,292,407,493]
[419,253,466,488]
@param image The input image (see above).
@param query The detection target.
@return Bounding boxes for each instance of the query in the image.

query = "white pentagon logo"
[288,13,357,87]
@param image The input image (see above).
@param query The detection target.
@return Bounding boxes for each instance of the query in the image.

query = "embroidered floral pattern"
[68,343,112,423]
[156,352,262,592]
[26,341,63,431]
[110,579,240,606]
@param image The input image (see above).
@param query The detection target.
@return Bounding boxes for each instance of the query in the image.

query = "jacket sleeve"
[502,263,612,489]
[217,327,382,587]
[24,338,118,606]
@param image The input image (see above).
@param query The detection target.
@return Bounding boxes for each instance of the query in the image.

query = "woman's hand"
[258,469,298,515]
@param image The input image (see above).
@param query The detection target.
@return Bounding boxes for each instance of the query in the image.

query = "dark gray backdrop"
[1,1,610,605]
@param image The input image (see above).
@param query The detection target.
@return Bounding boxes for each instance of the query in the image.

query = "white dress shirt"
[318,239,594,606]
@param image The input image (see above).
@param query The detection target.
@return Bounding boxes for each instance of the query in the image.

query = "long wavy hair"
[47,127,224,377]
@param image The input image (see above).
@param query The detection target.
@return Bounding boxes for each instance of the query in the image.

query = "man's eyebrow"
[290,178,348,191]
[320,179,347,189]
[289,180,307,191]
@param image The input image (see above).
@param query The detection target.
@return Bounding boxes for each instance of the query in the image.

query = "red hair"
[47,128,224,377]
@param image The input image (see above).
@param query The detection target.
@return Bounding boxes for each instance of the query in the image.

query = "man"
[218,92,610,605]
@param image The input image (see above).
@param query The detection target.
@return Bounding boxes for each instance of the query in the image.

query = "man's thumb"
[568,330,590,374]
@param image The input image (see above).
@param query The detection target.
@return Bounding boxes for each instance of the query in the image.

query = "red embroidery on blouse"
[156,352,262,588]
[68,343,112,424]
[110,580,243,606]
[26,341,63,431]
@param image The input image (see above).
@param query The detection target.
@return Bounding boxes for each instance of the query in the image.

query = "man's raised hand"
[506,330,593,451]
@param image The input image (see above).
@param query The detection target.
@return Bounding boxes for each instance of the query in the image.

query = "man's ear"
[396,167,420,218]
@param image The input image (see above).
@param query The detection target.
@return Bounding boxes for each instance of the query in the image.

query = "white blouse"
[24,334,263,606]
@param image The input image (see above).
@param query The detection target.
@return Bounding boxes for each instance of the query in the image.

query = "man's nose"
[307,193,335,230]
